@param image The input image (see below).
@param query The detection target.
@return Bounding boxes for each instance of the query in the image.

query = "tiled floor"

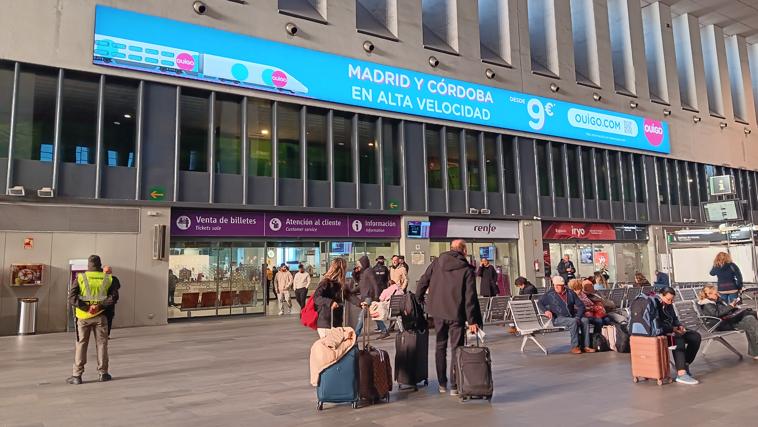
[2,312,757,427]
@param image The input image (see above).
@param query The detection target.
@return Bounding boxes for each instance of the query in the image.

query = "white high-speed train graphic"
[93,35,309,95]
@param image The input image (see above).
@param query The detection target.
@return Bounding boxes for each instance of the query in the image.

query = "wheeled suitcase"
[316,308,364,410]
[602,325,617,351]
[358,311,392,404]
[630,335,672,385]
[453,336,493,401]
[394,328,429,389]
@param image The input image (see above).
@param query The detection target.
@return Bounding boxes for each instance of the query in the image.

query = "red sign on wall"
[542,222,616,241]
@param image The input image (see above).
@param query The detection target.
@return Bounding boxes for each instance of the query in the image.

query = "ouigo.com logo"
[643,119,664,146]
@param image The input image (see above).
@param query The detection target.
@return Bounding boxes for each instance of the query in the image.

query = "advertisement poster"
[93,6,670,154]
[595,252,610,267]
[580,247,593,264]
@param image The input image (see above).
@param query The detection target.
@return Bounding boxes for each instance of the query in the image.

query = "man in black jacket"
[358,255,389,339]
[557,255,576,284]
[417,239,482,396]
[373,256,390,291]
[515,276,538,295]
[657,287,701,385]
[477,257,499,297]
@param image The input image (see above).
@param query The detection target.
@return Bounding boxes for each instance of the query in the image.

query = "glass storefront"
[168,239,398,319]
[429,240,520,295]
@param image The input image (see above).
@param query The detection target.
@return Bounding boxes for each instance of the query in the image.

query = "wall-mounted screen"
[703,200,742,222]
[479,246,496,261]
[330,242,353,254]
[407,221,430,239]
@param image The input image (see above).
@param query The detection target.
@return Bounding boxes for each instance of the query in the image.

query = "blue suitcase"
[316,307,364,410]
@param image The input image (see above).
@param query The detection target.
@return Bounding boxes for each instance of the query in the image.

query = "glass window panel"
[697,164,708,202]
[597,150,609,200]
[656,157,667,204]
[502,136,517,194]
[358,115,377,184]
[465,131,481,191]
[484,133,498,192]
[622,153,634,202]
[277,103,301,179]
[0,61,13,158]
[446,129,462,191]
[180,89,209,172]
[687,162,698,206]
[581,147,594,199]
[551,143,565,197]
[567,145,579,198]
[679,161,690,206]
[214,94,242,174]
[60,71,99,164]
[667,159,679,205]
[333,111,353,182]
[382,118,401,186]
[247,98,272,177]
[14,64,58,161]
[306,107,328,181]
[633,154,645,202]
[536,140,549,197]
[609,152,621,201]
[103,76,138,168]
[426,125,442,188]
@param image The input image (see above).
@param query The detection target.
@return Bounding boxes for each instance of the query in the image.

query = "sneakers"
[66,376,82,385]
[378,331,390,340]
[438,385,447,394]
[570,347,582,354]
[99,373,112,382]
[675,374,699,385]
[450,388,460,396]
[583,347,597,353]
[278,310,284,316]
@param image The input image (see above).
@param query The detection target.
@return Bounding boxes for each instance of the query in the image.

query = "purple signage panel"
[171,209,401,238]
[172,209,265,237]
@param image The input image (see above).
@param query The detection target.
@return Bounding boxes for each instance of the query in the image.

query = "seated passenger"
[657,287,702,385]
[515,276,538,295]
[698,284,758,360]
[538,276,594,354]
[634,272,651,287]
[593,271,608,290]
[570,279,609,333]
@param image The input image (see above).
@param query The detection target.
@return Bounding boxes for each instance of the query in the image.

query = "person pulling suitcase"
[416,239,483,396]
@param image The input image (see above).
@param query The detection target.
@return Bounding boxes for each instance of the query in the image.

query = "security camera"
[428,56,439,68]
[285,22,298,36]
[363,41,374,53]
[193,1,207,14]
[485,68,495,79]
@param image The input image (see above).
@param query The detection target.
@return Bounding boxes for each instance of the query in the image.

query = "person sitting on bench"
[538,276,594,354]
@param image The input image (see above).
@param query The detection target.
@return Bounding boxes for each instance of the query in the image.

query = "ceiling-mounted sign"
[708,175,735,197]
[542,222,617,241]
[429,218,519,240]
[93,6,670,154]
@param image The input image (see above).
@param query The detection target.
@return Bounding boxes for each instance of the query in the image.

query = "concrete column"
[399,215,430,292]
[517,219,543,287]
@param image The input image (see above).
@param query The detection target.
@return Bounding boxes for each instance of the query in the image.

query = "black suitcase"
[394,329,429,389]
[453,337,493,401]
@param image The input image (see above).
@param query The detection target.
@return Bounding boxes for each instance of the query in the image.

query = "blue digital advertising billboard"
[93,6,670,154]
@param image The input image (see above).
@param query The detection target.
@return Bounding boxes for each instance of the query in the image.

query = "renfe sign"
[171,209,400,238]
[92,6,670,154]
[430,218,519,240]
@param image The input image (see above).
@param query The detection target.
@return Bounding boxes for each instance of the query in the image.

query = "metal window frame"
[533,139,541,216]
[327,109,335,208]
[591,148,600,217]
[441,126,450,213]
[604,150,613,215]
[664,159,673,220]
[674,160,683,219]
[272,100,279,206]
[134,81,144,200]
[376,116,384,208]
[641,155,651,221]
[684,161,694,219]
[629,154,638,219]
[399,119,407,210]
[352,113,360,208]
[172,86,181,202]
[207,91,216,204]
[578,146,587,218]
[51,69,64,191]
[546,141,556,214]
[478,131,487,209]
[617,152,627,219]
[562,143,571,217]
[241,96,249,204]
[300,105,308,207]
[4,62,19,193]
[460,128,469,212]
[93,74,105,198]
[496,134,506,213]
[653,157,664,218]
[514,137,523,215]
[421,123,429,212]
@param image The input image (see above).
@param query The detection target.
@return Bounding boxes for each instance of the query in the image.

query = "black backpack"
[614,323,631,353]
[592,333,611,352]
[629,294,663,337]
[400,291,426,332]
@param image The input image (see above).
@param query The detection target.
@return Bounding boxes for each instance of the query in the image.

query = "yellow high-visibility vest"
[74,271,112,320]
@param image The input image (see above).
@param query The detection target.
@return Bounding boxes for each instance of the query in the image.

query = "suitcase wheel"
[656,379,663,386]
[632,377,639,383]
[352,401,358,409]
[385,393,390,402]
[317,402,323,411]
[423,380,429,386]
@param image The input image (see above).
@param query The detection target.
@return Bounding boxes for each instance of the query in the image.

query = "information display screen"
[703,200,742,222]
[407,221,431,239]
[330,242,353,254]
[479,246,496,261]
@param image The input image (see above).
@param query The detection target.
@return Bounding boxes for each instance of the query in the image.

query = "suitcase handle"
[464,328,482,347]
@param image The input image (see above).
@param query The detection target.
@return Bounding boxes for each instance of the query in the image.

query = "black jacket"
[313,278,345,329]
[537,289,585,319]
[656,297,681,335]
[519,282,538,295]
[477,264,498,297]
[417,250,482,325]
[709,263,743,292]
[698,298,740,331]
[557,260,576,280]
[358,256,381,301]
[373,263,390,291]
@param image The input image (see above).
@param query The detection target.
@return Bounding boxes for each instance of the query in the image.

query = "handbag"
[300,294,319,330]
[369,300,390,321]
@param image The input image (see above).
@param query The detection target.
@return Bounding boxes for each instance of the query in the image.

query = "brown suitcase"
[358,312,392,404]
[630,335,672,385]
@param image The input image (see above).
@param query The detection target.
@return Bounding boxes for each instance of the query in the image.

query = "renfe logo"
[473,223,497,234]
[175,53,195,71]
[271,70,288,88]
[643,119,664,146]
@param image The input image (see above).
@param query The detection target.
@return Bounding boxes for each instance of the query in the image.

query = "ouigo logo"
[263,69,288,88]
[643,119,664,146]
[175,53,195,71]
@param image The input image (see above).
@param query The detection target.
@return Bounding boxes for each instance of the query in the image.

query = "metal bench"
[512,294,532,301]
[676,287,699,302]
[595,289,610,299]
[608,288,626,309]
[674,301,743,360]
[509,299,565,355]
[486,296,510,325]
[478,296,492,323]
[640,286,655,295]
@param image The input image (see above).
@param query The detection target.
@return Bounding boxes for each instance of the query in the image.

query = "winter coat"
[390,265,408,290]
[698,298,741,331]
[313,278,345,329]
[477,264,499,297]
[709,263,743,292]
[417,250,482,325]
[537,289,585,319]
[309,326,357,386]
[373,263,390,290]
[358,256,380,301]
[557,260,576,282]
[519,283,539,295]
[656,296,681,335]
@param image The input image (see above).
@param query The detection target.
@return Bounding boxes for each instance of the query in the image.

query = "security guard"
[67,255,119,384]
